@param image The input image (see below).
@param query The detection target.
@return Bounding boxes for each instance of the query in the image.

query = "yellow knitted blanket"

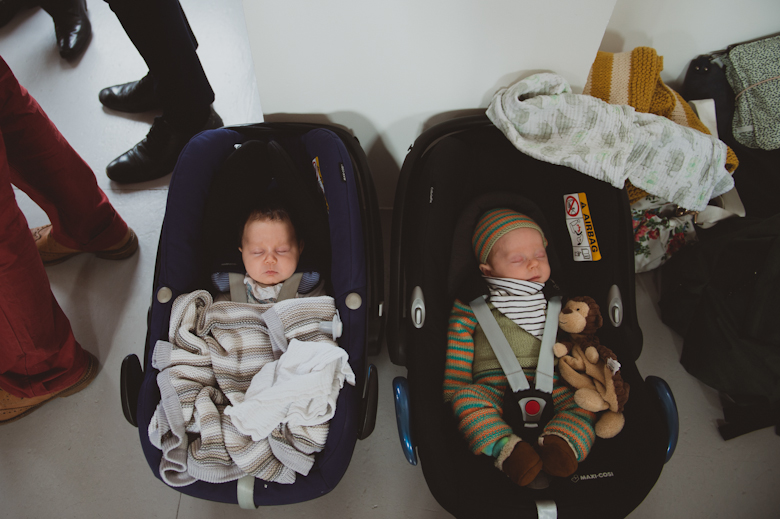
[584,47,739,204]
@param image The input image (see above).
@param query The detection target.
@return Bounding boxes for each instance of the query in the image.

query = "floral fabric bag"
[632,196,697,273]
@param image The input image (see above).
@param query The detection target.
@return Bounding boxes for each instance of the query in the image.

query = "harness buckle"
[504,388,555,439]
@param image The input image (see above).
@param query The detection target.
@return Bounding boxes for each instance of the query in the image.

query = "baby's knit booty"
[495,435,542,486]
[539,434,578,477]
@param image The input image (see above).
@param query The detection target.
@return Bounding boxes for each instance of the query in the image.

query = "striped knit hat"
[473,208,547,264]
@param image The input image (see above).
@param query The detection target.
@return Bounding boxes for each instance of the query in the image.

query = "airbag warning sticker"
[564,192,601,262]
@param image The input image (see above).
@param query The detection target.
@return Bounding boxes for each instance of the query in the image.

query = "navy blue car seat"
[120,123,383,507]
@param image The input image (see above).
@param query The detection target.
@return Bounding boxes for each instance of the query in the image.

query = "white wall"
[242,0,617,208]
[601,0,780,89]
[242,0,780,208]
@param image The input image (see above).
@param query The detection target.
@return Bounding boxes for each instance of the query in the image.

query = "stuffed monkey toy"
[553,297,629,438]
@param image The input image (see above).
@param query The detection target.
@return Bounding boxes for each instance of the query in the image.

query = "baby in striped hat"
[443,208,597,486]
[474,208,551,285]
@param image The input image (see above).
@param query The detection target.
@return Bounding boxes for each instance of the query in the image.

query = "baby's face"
[479,227,550,283]
[240,218,303,287]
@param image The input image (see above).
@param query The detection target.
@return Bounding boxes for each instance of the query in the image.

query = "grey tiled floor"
[1,1,778,518]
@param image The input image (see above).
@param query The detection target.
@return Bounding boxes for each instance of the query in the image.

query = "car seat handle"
[318,311,343,340]
[607,285,623,327]
[410,286,426,328]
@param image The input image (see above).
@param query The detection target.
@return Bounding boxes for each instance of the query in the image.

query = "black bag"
[682,50,780,219]
[659,214,780,439]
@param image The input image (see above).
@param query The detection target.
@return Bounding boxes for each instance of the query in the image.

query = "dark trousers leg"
[104,0,214,131]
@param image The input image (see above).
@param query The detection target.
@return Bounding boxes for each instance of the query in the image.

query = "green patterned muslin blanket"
[487,73,733,211]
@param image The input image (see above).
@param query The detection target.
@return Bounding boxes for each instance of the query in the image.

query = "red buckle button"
[525,400,541,416]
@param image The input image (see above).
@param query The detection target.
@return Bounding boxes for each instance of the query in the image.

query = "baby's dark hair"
[238,200,301,246]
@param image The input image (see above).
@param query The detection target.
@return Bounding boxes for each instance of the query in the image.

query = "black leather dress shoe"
[106,106,224,184]
[99,74,162,113]
[0,0,37,28]
[41,0,91,60]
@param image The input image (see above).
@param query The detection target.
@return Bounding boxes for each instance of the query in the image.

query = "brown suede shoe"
[32,224,139,266]
[539,434,579,477]
[496,435,543,486]
[0,351,99,425]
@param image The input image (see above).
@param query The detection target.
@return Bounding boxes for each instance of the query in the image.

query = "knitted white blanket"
[486,73,733,211]
[148,290,353,487]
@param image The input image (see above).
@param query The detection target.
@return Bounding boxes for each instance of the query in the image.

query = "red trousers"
[0,57,128,398]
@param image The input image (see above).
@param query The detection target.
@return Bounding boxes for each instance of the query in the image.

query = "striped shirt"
[485,277,547,339]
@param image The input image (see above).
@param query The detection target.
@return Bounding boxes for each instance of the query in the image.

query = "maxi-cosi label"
[571,471,615,483]
[563,192,601,262]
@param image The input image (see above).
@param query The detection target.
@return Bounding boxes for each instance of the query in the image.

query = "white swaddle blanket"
[487,73,733,211]
[225,339,355,441]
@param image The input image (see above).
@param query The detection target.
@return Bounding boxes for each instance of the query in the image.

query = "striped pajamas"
[444,300,596,461]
